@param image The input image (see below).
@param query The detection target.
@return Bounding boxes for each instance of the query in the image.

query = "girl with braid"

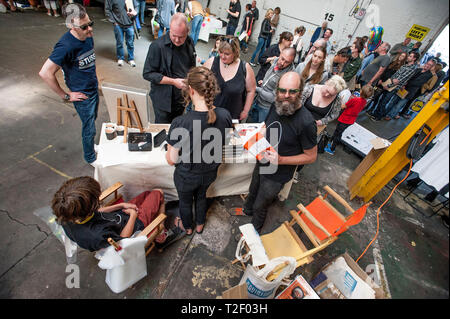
[166,67,232,235]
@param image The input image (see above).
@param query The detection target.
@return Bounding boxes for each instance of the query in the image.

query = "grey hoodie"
[255,58,294,108]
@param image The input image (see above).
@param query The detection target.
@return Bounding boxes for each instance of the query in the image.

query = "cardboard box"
[221,284,248,299]
[312,252,386,299]
[347,137,390,191]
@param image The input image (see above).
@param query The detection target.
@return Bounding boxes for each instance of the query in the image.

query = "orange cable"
[356,158,414,263]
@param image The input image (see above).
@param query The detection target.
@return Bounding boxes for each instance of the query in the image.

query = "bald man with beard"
[243,72,318,233]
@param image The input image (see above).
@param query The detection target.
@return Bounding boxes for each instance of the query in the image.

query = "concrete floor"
[0,8,448,299]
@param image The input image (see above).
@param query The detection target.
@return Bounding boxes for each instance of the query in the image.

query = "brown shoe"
[384,117,391,121]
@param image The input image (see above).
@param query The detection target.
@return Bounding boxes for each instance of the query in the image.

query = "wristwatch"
[64,94,70,101]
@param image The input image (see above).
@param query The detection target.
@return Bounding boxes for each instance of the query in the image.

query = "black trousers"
[174,168,218,230]
[244,165,284,233]
[329,122,351,151]
[153,104,185,124]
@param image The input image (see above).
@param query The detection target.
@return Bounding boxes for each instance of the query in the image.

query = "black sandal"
[195,224,204,234]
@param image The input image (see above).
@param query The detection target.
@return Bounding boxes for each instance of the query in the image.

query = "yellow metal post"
[349,82,449,202]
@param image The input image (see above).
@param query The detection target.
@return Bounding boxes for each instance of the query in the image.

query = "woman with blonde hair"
[300,75,347,152]
[166,67,232,235]
[204,36,256,120]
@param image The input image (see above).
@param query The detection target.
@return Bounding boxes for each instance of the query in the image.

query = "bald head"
[170,13,189,46]
[276,48,296,70]
[279,72,302,90]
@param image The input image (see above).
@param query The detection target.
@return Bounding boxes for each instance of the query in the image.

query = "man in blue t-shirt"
[39,3,99,166]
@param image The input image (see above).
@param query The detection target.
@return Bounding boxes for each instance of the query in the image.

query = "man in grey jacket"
[105,0,138,67]
[249,48,296,122]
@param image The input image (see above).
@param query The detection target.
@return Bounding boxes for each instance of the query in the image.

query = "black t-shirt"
[304,88,332,121]
[167,107,233,173]
[62,211,144,252]
[171,42,192,104]
[260,104,317,184]
[227,1,241,27]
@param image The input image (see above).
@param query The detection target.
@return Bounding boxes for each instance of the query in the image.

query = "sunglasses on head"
[219,36,234,44]
[277,87,300,95]
[75,21,94,30]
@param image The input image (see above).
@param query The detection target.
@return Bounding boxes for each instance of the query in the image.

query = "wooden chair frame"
[99,182,167,256]
[233,185,369,281]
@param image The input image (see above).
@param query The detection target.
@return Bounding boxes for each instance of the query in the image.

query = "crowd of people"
[38,2,449,248]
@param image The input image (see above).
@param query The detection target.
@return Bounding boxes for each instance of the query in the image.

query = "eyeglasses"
[277,87,300,95]
[75,21,94,30]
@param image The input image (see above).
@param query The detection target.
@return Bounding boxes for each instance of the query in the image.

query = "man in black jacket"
[384,59,436,120]
[143,13,197,123]
[105,0,138,67]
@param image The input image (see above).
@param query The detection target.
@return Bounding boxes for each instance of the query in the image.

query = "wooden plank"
[117,97,122,125]
[289,210,320,247]
[130,100,144,132]
[138,213,167,238]
[323,185,355,213]
[99,182,123,201]
[297,204,332,237]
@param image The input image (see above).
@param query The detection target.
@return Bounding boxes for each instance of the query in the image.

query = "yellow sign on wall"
[406,24,431,41]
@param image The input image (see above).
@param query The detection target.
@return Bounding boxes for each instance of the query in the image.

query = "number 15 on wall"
[325,13,334,21]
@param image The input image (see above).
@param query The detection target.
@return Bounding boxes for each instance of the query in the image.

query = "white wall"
[205,0,448,53]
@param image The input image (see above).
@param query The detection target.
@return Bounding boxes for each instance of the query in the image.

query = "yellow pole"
[349,82,449,202]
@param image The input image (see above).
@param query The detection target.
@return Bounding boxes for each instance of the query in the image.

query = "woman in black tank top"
[204,36,256,121]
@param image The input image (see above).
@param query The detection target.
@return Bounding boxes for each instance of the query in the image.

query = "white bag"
[239,256,297,299]
[235,223,269,267]
[98,236,148,294]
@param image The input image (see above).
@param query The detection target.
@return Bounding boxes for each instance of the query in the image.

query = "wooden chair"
[234,185,371,281]
[99,182,167,256]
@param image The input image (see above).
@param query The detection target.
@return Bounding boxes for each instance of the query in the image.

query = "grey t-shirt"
[361,54,390,83]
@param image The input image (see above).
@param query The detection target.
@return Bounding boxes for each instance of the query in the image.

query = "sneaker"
[384,117,391,121]
[117,59,124,66]
[46,12,52,16]
[324,145,335,155]
[249,62,257,67]
[89,160,98,168]
[129,60,136,67]
[369,114,380,122]
[54,13,60,17]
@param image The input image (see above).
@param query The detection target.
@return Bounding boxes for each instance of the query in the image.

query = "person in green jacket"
[342,41,364,83]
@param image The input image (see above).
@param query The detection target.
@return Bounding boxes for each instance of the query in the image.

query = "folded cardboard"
[221,283,248,299]
[347,137,391,191]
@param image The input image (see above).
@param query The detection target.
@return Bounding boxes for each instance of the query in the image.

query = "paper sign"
[406,24,430,41]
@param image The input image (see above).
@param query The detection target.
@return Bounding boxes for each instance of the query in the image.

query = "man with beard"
[243,72,318,233]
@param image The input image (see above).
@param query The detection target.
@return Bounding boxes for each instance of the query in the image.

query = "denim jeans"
[174,168,218,230]
[135,0,146,25]
[372,90,396,119]
[158,26,169,38]
[250,37,267,63]
[248,102,270,123]
[190,14,203,46]
[386,95,409,118]
[73,91,99,164]
[244,164,284,233]
[226,23,237,36]
[113,24,135,61]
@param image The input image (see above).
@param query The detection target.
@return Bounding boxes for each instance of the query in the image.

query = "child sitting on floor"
[52,176,167,252]
[324,85,374,155]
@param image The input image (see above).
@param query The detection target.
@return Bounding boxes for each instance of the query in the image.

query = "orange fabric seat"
[301,198,345,241]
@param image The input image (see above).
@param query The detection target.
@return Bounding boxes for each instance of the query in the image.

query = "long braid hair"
[183,66,221,124]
